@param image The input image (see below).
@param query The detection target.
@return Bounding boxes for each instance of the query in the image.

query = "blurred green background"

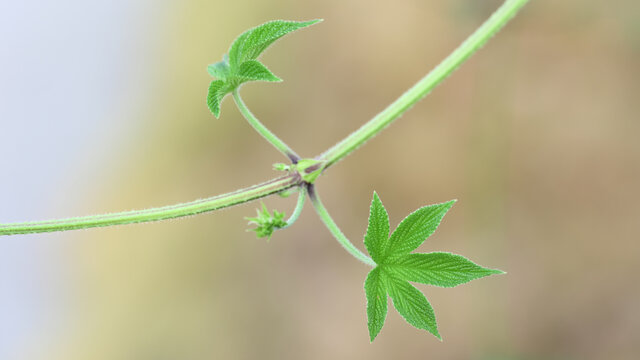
[1,0,639,359]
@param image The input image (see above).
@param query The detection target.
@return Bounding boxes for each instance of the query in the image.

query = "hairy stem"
[308,185,376,266]
[0,175,300,236]
[282,186,306,229]
[320,0,529,168]
[233,90,300,162]
[0,0,527,236]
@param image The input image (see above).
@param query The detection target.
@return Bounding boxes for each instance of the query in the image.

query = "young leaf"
[228,20,321,66]
[207,80,232,118]
[385,272,440,340]
[364,192,390,263]
[206,19,321,118]
[381,200,456,261]
[385,252,505,288]
[207,55,231,80]
[236,60,282,82]
[364,267,388,342]
[246,203,287,240]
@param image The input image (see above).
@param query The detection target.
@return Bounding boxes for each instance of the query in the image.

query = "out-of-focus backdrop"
[1,0,638,359]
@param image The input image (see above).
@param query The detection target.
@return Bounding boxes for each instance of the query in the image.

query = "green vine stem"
[308,185,376,266]
[0,175,300,235]
[281,186,306,229]
[0,0,528,236]
[233,89,300,162]
[320,0,529,168]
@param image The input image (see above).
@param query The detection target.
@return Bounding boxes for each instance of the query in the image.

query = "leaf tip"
[208,103,221,118]
[368,331,378,343]
[305,19,323,26]
[492,268,507,275]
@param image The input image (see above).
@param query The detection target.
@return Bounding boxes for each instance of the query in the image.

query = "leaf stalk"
[233,89,300,162]
[308,185,376,266]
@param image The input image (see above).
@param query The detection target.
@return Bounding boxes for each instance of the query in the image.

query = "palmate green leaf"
[364,267,388,342]
[362,192,504,341]
[385,252,505,288]
[227,19,322,67]
[381,200,456,261]
[385,271,440,340]
[364,192,390,263]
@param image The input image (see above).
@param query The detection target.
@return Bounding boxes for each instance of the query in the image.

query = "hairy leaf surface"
[386,252,504,287]
[206,19,320,118]
[382,200,455,261]
[236,60,282,82]
[364,192,390,263]
[363,192,503,341]
[228,20,321,66]
[386,272,440,339]
[364,267,388,342]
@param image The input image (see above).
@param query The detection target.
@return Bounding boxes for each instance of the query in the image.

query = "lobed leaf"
[364,192,390,263]
[381,200,456,261]
[364,267,388,342]
[206,19,320,118]
[386,272,440,340]
[385,252,504,288]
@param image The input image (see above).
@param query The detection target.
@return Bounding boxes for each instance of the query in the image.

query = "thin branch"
[233,89,300,162]
[308,185,376,266]
[0,0,528,236]
[320,0,529,168]
[281,185,306,229]
[0,174,301,236]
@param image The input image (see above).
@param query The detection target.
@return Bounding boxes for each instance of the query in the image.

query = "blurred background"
[1,0,638,359]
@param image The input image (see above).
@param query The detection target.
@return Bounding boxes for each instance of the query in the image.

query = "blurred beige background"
[1,0,639,359]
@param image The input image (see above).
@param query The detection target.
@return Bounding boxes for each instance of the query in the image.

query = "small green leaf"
[364,192,390,263]
[207,55,231,80]
[386,272,440,340]
[272,163,291,172]
[228,19,322,67]
[386,252,504,288]
[207,80,232,118]
[246,203,287,240]
[237,60,282,82]
[381,200,456,261]
[294,158,326,184]
[206,19,321,118]
[364,267,388,342]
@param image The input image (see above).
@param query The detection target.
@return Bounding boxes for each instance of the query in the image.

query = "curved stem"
[0,174,300,236]
[308,185,376,266]
[320,0,529,168]
[281,186,306,229]
[233,90,300,163]
[1,0,527,237]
